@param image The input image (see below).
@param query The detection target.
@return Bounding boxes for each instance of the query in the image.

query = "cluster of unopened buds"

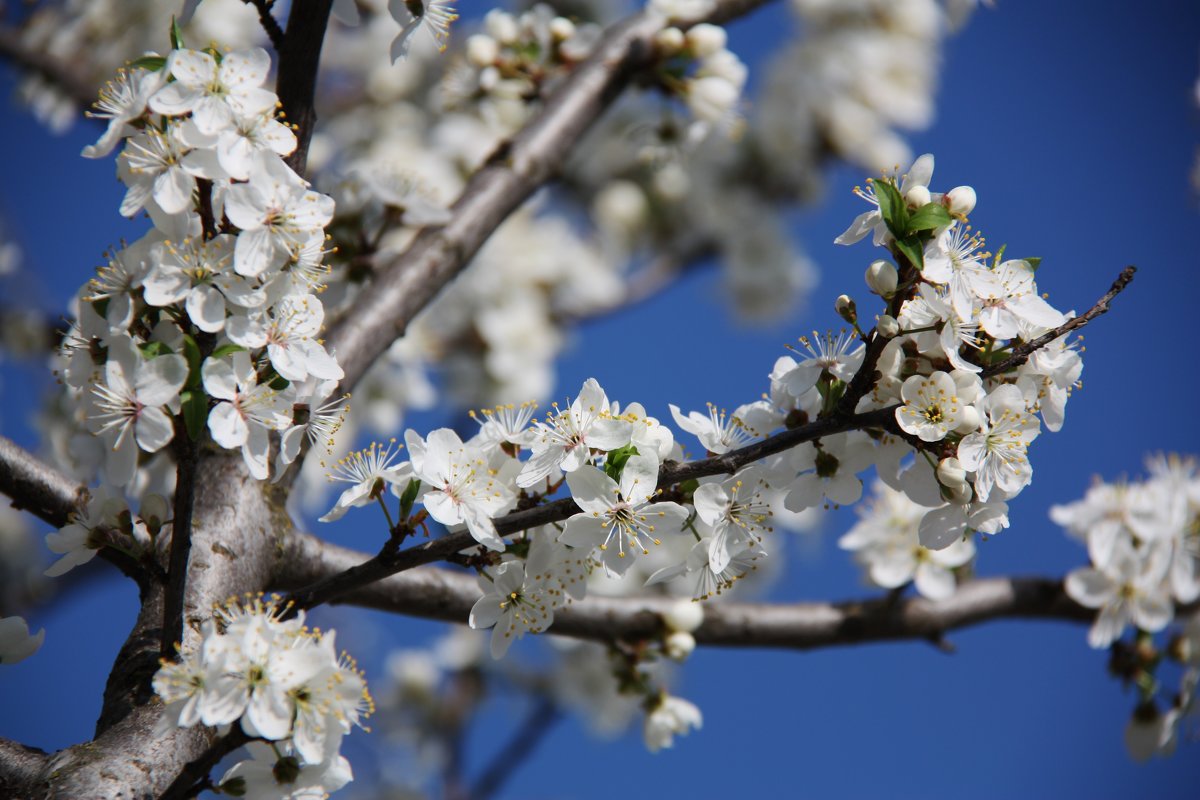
[153,595,371,797]
[650,9,747,139]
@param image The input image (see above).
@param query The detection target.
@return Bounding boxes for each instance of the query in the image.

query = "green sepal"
[905,202,952,234]
[505,539,532,560]
[1022,257,1042,271]
[169,16,185,50]
[181,334,202,389]
[397,478,421,520]
[209,343,246,361]
[604,444,640,483]
[893,235,925,271]
[138,340,172,359]
[129,55,168,72]
[873,180,909,240]
[180,390,209,441]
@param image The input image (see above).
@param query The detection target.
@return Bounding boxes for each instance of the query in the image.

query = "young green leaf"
[397,478,422,520]
[873,180,909,240]
[906,202,953,234]
[169,16,185,50]
[893,235,925,271]
[209,343,246,361]
[180,390,209,441]
[138,341,172,359]
[129,55,168,72]
[181,334,202,389]
[604,444,640,482]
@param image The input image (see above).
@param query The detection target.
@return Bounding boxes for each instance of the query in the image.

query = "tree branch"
[275,0,334,176]
[242,0,286,51]
[321,0,772,402]
[0,435,85,528]
[470,698,559,800]
[0,25,96,110]
[279,406,899,612]
[274,533,1106,650]
[0,737,48,796]
[981,265,1137,379]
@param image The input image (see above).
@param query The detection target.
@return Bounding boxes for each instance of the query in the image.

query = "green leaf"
[180,390,209,441]
[905,202,953,234]
[893,235,924,271]
[138,341,172,359]
[397,478,421,520]
[1022,257,1042,272]
[603,444,640,483]
[209,343,246,361]
[169,16,185,50]
[872,180,909,240]
[129,55,167,72]
[992,244,1007,269]
[268,374,291,391]
[181,334,202,389]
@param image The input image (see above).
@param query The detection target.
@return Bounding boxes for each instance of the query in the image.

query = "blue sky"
[1,1,1199,797]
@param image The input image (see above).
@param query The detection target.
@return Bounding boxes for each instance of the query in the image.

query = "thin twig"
[280,406,899,613]
[471,698,560,800]
[157,729,251,800]
[242,0,286,51]
[981,266,1137,378]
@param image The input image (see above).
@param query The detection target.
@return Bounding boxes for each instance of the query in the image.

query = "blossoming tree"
[0,1,1197,798]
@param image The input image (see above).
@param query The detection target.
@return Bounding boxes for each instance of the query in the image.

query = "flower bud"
[905,185,931,208]
[944,185,977,216]
[953,404,981,433]
[664,631,696,661]
[466,35,499,67]
[484,9,519,44]
[945,481,974,505]
[655,26,686,54]
[876,314,899,339]
[549,16,576,41]
[835,294,857,325]
[663,598,704,632]
[865,259,898,297]
[937,457,968,490]
[686,23,727,58]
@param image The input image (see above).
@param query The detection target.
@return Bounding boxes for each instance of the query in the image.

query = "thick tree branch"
[275,533,1103,649]
[0,737,47,796]
[0,435,85,528]
[275,0,334,175]
[322,0,771,402]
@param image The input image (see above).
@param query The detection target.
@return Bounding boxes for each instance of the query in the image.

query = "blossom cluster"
[153,596,371,798]
[311,157,1088,694]
[1054,455,1200,649]
[1051,455,1200,761]
[46,39,347,574]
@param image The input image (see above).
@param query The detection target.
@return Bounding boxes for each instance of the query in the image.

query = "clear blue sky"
[1,1,1199,798]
